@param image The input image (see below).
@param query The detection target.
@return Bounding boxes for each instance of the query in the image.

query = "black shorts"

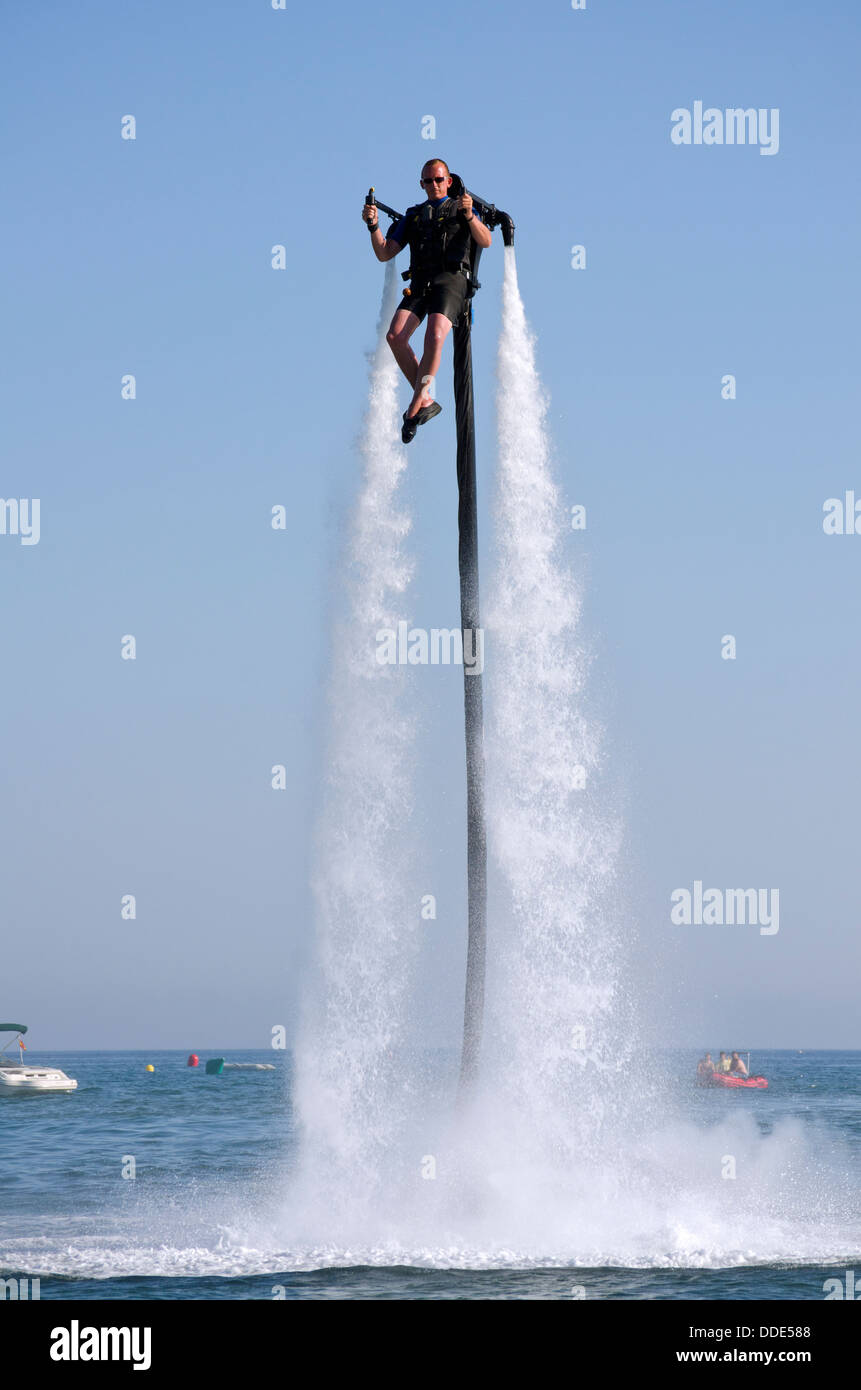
[398,270,469,325]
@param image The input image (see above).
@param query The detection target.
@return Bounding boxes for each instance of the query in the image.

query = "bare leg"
[406,312,452,416]
[386,309,422,389]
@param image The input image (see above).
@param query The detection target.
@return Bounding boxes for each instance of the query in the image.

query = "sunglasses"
[421,175,448,185]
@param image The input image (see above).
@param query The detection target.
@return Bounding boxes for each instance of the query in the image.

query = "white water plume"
[482,245,627,1155]
[291,264,420,1208]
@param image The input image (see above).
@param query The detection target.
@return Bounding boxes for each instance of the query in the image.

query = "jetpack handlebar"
[365,186,402,224]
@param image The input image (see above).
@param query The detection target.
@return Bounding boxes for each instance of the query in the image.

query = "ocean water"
[1,1048,858,1301]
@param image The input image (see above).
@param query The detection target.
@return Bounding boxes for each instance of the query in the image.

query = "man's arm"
[373,231,403,263]
[457,193,492,249]
[362,202,403,262]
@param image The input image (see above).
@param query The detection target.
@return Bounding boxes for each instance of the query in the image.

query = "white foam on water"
[4,1108,859,1277]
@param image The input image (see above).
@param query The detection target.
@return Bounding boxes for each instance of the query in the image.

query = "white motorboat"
[0,1024,77,1093]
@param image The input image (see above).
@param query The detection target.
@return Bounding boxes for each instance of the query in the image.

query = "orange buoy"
[187,1053,199,1067]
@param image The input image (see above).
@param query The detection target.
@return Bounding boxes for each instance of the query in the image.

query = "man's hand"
[362,203,379,230]
[458,192,492,247]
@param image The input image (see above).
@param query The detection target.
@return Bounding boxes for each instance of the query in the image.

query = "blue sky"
[3,0,859,1048]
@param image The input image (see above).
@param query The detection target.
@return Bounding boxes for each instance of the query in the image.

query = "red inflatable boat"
[707,1072,768,1090]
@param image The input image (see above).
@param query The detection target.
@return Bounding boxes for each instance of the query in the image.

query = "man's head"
[420,159,452,199]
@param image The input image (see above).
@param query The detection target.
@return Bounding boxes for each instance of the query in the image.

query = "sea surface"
[1,1049,858,1301]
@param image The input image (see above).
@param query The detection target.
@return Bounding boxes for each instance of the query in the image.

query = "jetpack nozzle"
[498,213,515,247]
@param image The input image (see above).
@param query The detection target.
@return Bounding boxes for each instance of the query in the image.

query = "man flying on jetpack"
[362,158,492,444]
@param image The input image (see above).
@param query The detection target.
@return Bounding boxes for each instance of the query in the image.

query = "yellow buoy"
[145,1064,155,1072]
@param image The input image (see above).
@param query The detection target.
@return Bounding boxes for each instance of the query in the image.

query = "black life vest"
[401,198,473,283]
